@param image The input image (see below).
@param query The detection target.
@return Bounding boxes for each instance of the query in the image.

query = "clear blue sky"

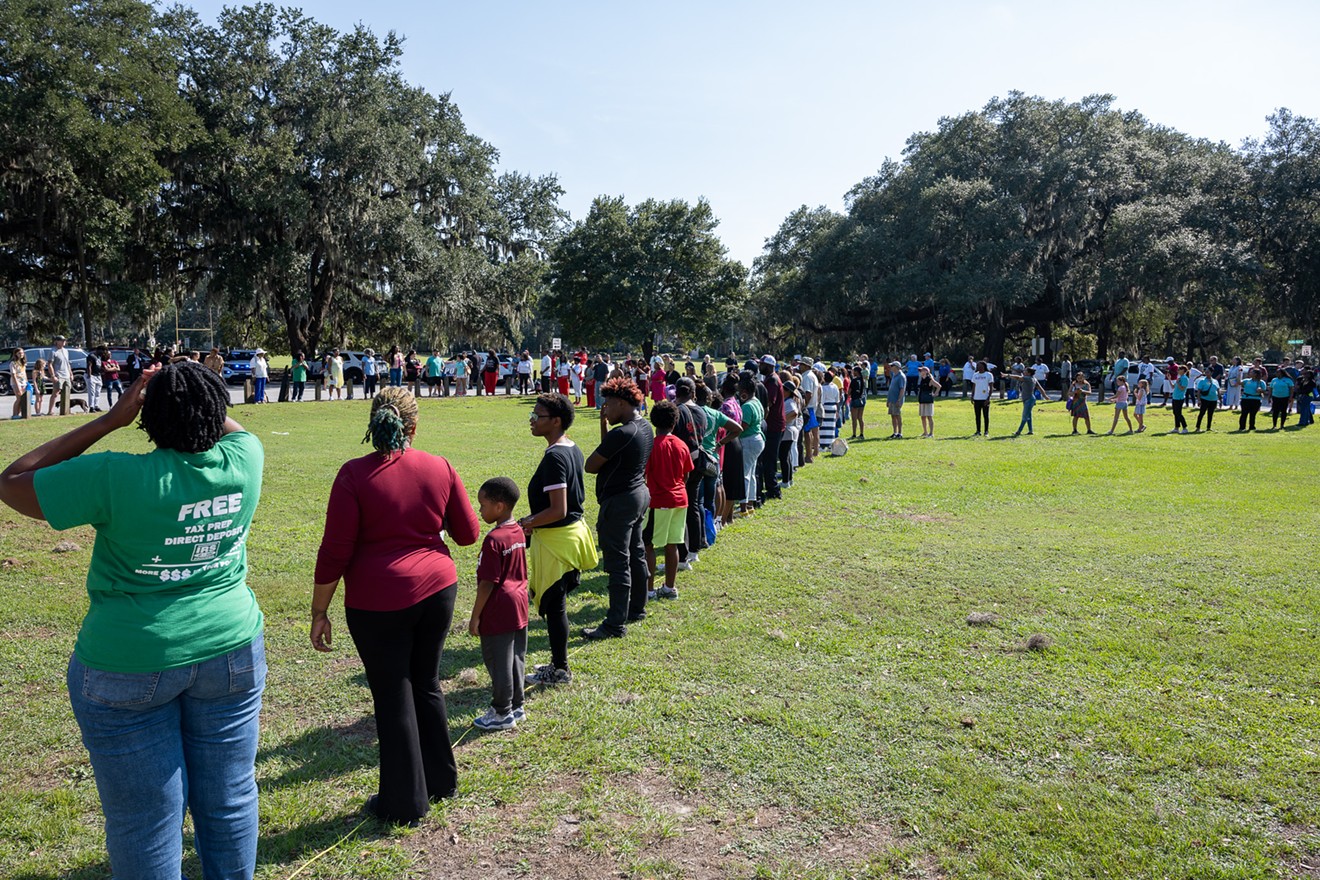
[184,0,1320,266]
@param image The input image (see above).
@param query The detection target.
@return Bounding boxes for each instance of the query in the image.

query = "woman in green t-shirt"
[0,362,266,880]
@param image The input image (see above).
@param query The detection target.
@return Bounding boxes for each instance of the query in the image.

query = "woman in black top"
[517,394,597,684]
[583,377,653,639]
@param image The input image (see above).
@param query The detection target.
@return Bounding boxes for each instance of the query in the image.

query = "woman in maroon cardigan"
[310,387,480,826]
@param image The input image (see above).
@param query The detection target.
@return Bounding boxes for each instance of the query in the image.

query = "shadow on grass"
[257,716,378,789]
[11,862,110,880]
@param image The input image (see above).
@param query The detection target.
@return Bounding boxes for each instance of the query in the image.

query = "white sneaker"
[473,708,516,731]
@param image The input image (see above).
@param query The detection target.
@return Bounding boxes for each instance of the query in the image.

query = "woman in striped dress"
[818,370,840,450]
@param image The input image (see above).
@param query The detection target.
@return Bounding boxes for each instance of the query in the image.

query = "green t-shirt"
[292,361,308,382]
[699,405,736,454]
[739,398,764,439]
[34,431,265,673]
[426,356,443,377]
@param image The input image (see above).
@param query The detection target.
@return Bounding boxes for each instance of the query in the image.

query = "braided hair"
[363,386,418,455]
[138,362,229,453]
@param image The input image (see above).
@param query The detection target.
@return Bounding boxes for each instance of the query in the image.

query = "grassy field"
[1,393,1318,880]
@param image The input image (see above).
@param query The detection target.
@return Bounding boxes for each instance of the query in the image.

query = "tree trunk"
[79,286,93,349]
[642,335,654,361]
[983,302,1006,367]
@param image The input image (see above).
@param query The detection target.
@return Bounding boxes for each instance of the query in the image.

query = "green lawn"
[1,395,1318,879]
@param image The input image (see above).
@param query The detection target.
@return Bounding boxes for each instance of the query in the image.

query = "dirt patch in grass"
[1275,823,1320,878]
[0,625,60,640]
[410,769,920,879]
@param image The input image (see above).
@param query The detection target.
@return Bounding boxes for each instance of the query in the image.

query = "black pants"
[292,381,305,401]
[1196,400,1217,431]
[537,570,579,670]
[364,375,377,396]
[1271,396,1290,428]
[1172,399,1188,430]
[517,373,530,394]
[345,586,457,822]
[760,429,783,501]
[683,469,704,560]
[480,628,526,715]
[1240,399,1260,430]
[597,488,649,633]
[779,436,795,485]
[973,399,990,433]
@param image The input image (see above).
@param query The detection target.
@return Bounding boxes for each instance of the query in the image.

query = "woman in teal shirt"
[0,362,266,880]
[1239,368,1265,431]
[736,374,765,516]
[1269,369,1295,429]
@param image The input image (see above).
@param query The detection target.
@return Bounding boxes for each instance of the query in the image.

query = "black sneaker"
[581,625,623,640]
[525,665,572,686]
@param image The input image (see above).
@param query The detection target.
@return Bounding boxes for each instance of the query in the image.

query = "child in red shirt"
[644,401,693,600]
[470,477,529,731]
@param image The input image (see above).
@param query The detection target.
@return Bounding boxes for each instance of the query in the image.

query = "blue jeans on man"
[67,636,266,880]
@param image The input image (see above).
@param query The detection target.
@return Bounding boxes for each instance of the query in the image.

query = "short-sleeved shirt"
[527,440,585,529]
[33,431,265,673]
[699,405,736,453]
[592,417,654,501]
[51,347,71,381]
[674,401,707,454]
[887,372,906,403]
[739,397,764,439]
[292,361,308,382]
[1271,377,1295,398]
[1172,375,1189,400]
[646,433,693,509]
[971,371,995,400]
[426,356,443,377]
[1196,377,1220,402]
[1241,378,1264,400]
[474,522,529,636]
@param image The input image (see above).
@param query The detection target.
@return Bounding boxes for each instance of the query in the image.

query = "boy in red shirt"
[470,477,529,731]
[644,400,693,600]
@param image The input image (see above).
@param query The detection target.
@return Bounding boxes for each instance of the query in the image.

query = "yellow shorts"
[647,506,687,547]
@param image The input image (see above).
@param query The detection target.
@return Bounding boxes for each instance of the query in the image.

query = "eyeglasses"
[529,411,550,421]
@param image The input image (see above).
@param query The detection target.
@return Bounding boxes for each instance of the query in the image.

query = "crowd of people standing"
[1,334,1318,873]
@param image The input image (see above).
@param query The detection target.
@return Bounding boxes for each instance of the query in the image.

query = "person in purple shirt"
[758,355,785,503]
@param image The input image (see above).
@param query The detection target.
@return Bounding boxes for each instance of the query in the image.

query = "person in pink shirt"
[1107,375,1134,435]
[311,387,479,826]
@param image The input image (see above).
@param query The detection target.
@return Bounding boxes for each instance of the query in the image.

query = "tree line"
[749,92,1320,365]
[1,0,569,358]
[3,4,1316,363]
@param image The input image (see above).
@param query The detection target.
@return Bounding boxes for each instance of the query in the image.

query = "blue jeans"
[1017,398,1035,433]
[389,367,403,386]
[67,635,266,880]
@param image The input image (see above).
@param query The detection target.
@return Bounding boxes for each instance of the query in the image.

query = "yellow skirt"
[528,519,600,608]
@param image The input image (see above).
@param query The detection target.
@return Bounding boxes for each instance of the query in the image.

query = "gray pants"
[597,488,650,633]
[481,627,526,715]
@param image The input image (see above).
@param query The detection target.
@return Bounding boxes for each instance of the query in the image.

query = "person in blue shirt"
[904,354,920,397]
[1194,373,1220,431]
[1111,351,1130,389]
[1239,368,1266,431]
[1269,369,1295,429]
[1170,364,1191,434]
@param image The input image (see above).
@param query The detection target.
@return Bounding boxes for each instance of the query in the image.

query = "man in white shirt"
[47,335,73,415]
[962,357,976,399]
[540,351,552,393]
[249,349,269,403]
